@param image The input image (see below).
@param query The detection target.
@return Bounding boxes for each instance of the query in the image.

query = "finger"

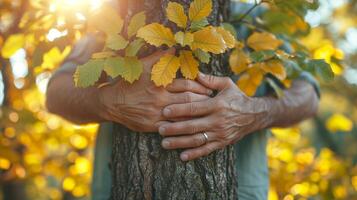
[166,79,213,96]
[180,141,223,161]
[159,117,212,136]
[141,48,176,70]
[162,100,214,118]
[170,92,210,104]
[161,132,212,149]
[197,72,234,91]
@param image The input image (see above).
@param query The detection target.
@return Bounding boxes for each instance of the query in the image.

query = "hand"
[98,50,213,132]
[158,73,271,161]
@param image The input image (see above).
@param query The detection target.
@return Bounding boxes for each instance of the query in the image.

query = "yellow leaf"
[166,2,187,28]
[41,46,71,70]
[237,65,264,96]
[151,54,180,87]
[247,32,283,51]
[127,11,146,38]
[326,114,353,133]
[1,34,25,58]
[229,49,250,74]
[216,27,235,49]
[191,27,226,54]
[189,0,212,22]
[261,60,287,81]
[179,50,199,79]
[175,31,194,47]
[137,23,176,47]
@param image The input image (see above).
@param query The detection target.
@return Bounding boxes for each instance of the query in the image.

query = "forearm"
[261,80,319,128]
[46,70,107,124]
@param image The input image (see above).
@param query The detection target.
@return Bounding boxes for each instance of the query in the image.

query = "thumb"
[197,72,233,91]
[141,48,176,68]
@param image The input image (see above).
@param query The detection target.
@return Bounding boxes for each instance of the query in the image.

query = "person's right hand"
[98,49,212,132]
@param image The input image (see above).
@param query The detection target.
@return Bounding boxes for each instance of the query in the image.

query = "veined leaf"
[137,23,176,47]
[190,19,209,31]
[104,57,143,83]
[261,60,287,81]
[89,5,124,35]
[216,27,235,49]
[104,57,125,78]
[175,32,194,47]
[189,0,212,22]
[151,54,180,87]
[125,39,144,57]
[229,49,250,74]
[74,59,104,88]
[179,50,199,79]
[1,34,25,58]
[237,65,264,96]
[127,12,146,38]
[308,59,334,82]
[191,27,226,54]
[193,49,211,64]
[166,2,187,28]
[106,34,129,51]
[247,32,283,51]
[222,23,237,38]
[121,57,144,83]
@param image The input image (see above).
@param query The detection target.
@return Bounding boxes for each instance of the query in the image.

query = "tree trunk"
[111,0,237,199]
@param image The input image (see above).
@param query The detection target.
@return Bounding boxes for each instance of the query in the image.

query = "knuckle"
[184,92,193,103]
[189,103,198,115]
[190,124,199,134]
[208,75,216,84]
[216,99,228,110]
[223,77,233,85]
[183,80,192,91]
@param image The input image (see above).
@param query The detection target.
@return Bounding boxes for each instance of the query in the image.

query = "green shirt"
[55,2,320,200]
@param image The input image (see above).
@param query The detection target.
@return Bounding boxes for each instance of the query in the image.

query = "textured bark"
[111,0,237,199]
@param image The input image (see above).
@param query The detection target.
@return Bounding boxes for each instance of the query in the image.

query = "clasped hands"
[98,49,271,161]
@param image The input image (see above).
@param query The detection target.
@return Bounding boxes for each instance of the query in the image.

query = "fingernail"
[162,140,170,148]
[207,89,213,95]
[159,126,166,135]
[163,108,171,116]
[180,153,189,161]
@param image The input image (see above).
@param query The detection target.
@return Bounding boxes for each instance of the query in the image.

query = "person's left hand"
[157,73,272,161]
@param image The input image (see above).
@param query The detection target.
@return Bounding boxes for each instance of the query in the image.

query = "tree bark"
[111,1,237,199]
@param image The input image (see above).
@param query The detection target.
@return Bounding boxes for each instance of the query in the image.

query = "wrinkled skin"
[157,73,269,161]
[158,73,318,161]
[98,50,212,132]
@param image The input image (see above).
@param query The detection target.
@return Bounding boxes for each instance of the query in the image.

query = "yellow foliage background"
[0,0,357,199]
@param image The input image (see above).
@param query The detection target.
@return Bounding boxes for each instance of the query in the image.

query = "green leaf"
[249,50,275,62]
[104,57,126,78]
[308,59,334,82]
[127,11,146,38]
[74,59,104,88]
[193,49,210,64]
[104,57,143,83]
[190,19,209,32]
[266,78,284,98]
[121,57,143,83]
[222,23,237,38]
[282,59,301,78]
[106,34,129,51]
[125,39,144,57]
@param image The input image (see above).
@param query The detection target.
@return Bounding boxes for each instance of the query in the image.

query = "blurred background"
[0,0,356,199]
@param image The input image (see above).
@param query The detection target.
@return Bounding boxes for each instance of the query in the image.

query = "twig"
[229,0,267,24]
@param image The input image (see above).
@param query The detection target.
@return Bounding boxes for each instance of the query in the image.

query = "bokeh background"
[0,0,356,199]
